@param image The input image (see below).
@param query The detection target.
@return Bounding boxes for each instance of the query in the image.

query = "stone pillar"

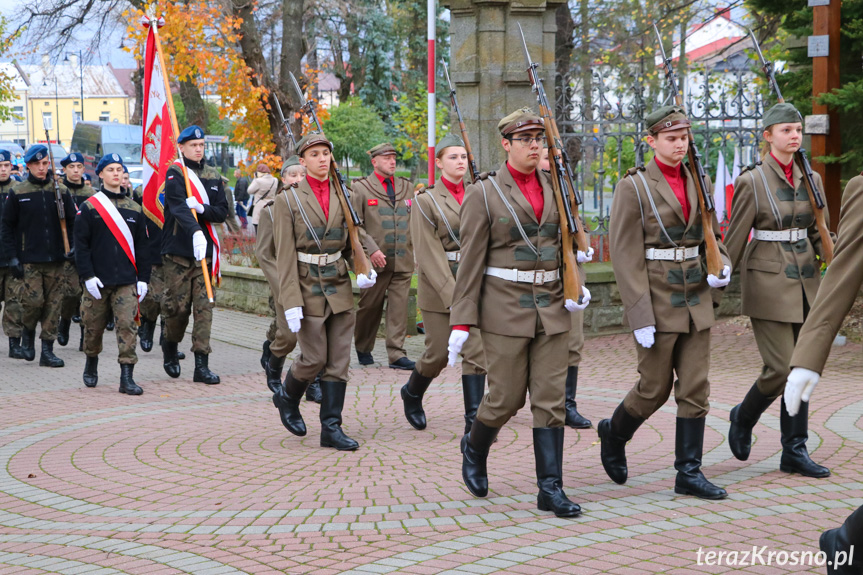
[445,0,563,169]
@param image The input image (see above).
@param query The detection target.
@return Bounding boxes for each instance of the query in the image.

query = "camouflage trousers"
[1,267,24,337]
[138,264,165,322]
[81,284,139,364]
[14,262,65,341]
[59,261,82,319]
[161,254,214,354]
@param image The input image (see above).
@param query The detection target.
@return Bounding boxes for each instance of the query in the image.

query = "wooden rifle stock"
[42,130,71,255]
[330,163,372,278]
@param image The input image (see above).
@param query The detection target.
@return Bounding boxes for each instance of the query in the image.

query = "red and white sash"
[174,160,221,283]
[87,192,137,272]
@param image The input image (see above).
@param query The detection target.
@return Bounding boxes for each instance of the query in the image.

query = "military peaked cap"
[498,108,544,136]
[297,133,333,156]
[367,142,397,158]
[645,105,691,135]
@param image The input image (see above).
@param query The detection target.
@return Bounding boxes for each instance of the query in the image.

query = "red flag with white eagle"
[141,16,175,227]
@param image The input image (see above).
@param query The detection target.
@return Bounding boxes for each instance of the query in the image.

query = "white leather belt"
[484,266,560,285]
[645,247,699,262]
[753,228,807,242]
[297,252,342,265]
[446,251,461,262]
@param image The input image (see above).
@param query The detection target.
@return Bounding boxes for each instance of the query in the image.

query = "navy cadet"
[0,149,24,358]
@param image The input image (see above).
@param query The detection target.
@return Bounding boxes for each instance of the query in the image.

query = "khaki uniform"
[161,254,214,354]
[255,199,297,358]
[81,285,139,363]
[610,159,730,419]
[411,181,486,378]
[351,174,414,363]
[791,175,863,374]
[724,155,831,399]
[273,180,354,382]
[450,163,571,428]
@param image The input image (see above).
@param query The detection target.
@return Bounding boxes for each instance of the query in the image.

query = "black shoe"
[138,319,156,353]
[193,353,220,384]
[260,340,271,370]
[72,315,81,323]
[780,400,831,478]
[319,380,359,450]
[83,355,99,387]
[159,320,183,359]
[162,340,181,378]
[461,420,500,497]
[177,351,185,360]
[39,340,65,368]
[674,417,728,500]
[21,329,36,362]
[266,354,285,393]
[534,427,581,517]
[357,351,374,365]
[57,318,71,347]
[389,357,415,371]
[820,506,863,575]
[106,317,115,331]
[728,383,775,461]
[597,403,644,485]
[401,370,434,430]
[273,369,309,436]
[305,375,322,403]
[8,337,24,359]
[119,364,143,395]
[462,374,486,435]
[78,324,84,352]
[564,366,591,429]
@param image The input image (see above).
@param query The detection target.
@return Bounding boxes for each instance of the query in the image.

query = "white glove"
[136,281,148,302]
[784,367,821,417]
[565,286,591,312]
[707,265,732,288]
[186,196,205,214]
[85,277,104,300]
[192,231,207,261]
[577,246,594,264]
[356,269,377,289]
[634,325,656,348]
[447,330,470,367]
[285,306,304,333]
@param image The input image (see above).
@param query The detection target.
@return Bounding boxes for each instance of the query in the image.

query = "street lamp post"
[63,50,84,124]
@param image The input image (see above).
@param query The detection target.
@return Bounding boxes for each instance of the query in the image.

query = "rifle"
[653,24,725,278]
[516,22,584,302]
[273,93,298,152]
[442,62,480,183]
[42,117,71,255]
[749,30,834,265]
[288,72,372,278]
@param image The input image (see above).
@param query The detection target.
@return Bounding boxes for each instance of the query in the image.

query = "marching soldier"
[0,149,24,358]
[449,109,590,517]
[724,103,831,478]
[75,154,150,394]
[402,134,487,432]
[599,105,732,500]
[137,214,163,354]
[271,133,377,451]
[351,143,416,370]
[57,152,93,349]
[0,144,76,367]
[160,125,227,384]
[784,174,863,575]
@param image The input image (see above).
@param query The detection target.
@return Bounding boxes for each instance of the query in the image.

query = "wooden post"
[810,0,842,231]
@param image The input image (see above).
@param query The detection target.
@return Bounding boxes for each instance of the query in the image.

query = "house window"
[99,112,110,122]
[12,106,23,125]
[42,112,53,130]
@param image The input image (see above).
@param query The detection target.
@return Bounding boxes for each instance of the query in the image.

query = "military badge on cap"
[96,153,125,174]
[645,105,691,135]
[367,142,397,158]
[498,108,544,136]
[23,145,48,164]
[296,133,333,156]
[60,152,84,167]
[178,125,206,143]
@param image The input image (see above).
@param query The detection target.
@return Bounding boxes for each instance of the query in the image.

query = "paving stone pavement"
[0,308,860,574]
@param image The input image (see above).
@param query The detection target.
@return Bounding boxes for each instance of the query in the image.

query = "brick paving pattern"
[0,308,860,574]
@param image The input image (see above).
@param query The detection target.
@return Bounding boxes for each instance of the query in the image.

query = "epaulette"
[263,199,275,208]
[739,160,762,175]
[414,183,427,195]
[476,170,496,181]
[624,166,645,178]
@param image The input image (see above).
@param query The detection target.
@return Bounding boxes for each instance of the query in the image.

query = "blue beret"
[123,164,129,173]
[96,153,125,174]
[0,150,11,163]
[83,174,92,182]
[60,152,84,167]
[23,145,48,164]
[178,125,205,143]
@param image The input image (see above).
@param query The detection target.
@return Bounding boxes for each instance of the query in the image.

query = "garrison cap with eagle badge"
[645,105,691,135]
[23,144,48,164]
[96,153,125,174]
[60,152,84,167]
[367,142,397,158]
[498,107,544,136]
[178,125,205,144]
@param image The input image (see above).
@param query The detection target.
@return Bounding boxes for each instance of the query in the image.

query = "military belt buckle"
[673,248,686,263]
[533,272,545,286]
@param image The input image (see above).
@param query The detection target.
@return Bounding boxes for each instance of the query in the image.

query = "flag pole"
[427,0,435,186]
[149,19,215,303]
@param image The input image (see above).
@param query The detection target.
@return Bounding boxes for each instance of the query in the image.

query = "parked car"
[71,121,143,184]
[127,166,143,189]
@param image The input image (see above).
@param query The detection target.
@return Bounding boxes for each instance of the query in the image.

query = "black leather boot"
[21,329,36,361]
[83,355,99,387]
[78,324,84,352]
[401,369,434,430]
[193,353,220,384]
[57,318,71,347]
[462,374,485,435]
[728,382,775,461]
[106,317,115,331]
[534,427,582,517]
[138,319,156,353]
[674,417,728,499]
[160,320,184,360]
[260,340,271,370]
[162,340,181,378]
[564,366,591,429]
[8,337,24,359]
[780,400,830,478]
[39,340,65,367]
[305,372,322,403]
[319,381,359,450]
[597,403,644,484]
[266,354,285,393]
[820,506,863,575]
[461,420,500,497]
[119,364,143,395]
[273,369,309,436]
